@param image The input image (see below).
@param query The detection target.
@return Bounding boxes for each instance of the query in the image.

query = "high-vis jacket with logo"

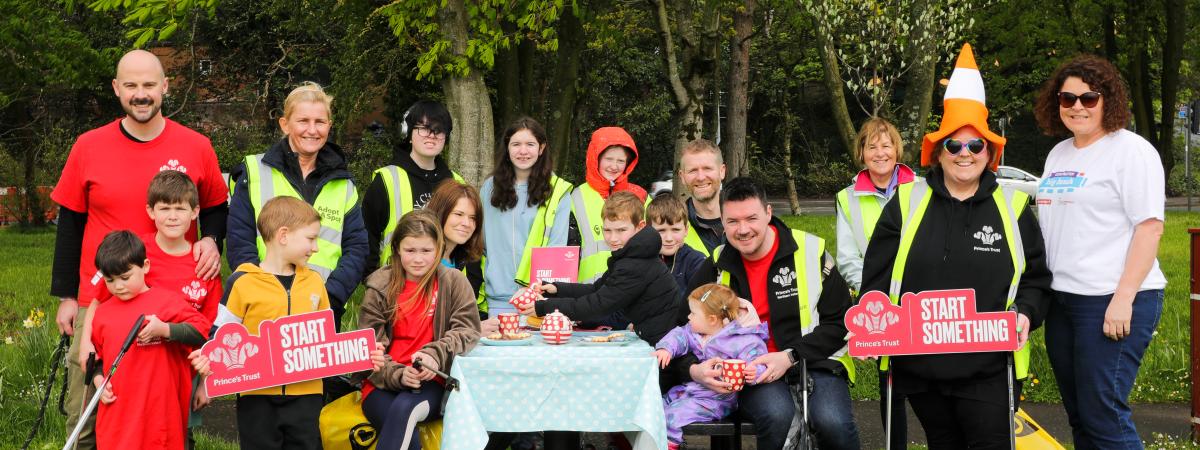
[688,216,857,380]
[226,139,368,312]
[835,164,916,293]
[860,168,1051,383]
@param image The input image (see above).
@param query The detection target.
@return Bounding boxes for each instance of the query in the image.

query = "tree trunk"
[810,3,856,159]
[518,39,536,117]
[783,112,801,215]
[724,0,755,178]
[439,0,495,185]
[653,0,716,193]
[495,21,522,128]
[548,3,584,170]
[1125,1,1154,144]
[1158,0,1184,182]
[1102,4,1118,60]
[895,0,937,167]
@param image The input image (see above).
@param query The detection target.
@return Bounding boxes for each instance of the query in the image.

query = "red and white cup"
[497,313,521,337]
[722,359,748,392]
[508,287,540,311]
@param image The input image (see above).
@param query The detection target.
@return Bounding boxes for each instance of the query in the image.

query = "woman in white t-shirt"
[1033,54,1166,449]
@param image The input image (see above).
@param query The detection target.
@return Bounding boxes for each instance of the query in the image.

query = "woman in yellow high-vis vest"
[860,44,1052,450]
[362,101,464,271]
[834,117,915,450]
[226,82,368,331]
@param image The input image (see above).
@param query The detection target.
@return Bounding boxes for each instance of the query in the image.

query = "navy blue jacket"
[226,138,368,312]
[665,243,706,323]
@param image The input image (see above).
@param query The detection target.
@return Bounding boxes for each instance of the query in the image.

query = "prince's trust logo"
[773,267,797,287]
[973,225,1002,253]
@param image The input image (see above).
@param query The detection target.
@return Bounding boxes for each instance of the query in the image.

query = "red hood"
[585,127,647,200]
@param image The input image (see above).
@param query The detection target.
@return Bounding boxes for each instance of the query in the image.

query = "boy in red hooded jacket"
[567,126,647,286]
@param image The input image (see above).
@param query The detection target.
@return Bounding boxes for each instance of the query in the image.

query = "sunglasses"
[943,138,988,155]
[1058,91,1102,109]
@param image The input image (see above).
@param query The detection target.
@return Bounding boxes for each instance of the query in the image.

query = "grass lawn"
[0,211,1197,447]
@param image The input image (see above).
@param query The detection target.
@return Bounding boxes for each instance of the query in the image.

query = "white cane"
[1007,354,1016,450]
[63,315,145,450]
[885,367,894,450]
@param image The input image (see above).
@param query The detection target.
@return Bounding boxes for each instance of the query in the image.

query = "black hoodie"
[860,168,1052,390]
[535,225,682,345]
[687,216,854,376]
[362,150,458,270]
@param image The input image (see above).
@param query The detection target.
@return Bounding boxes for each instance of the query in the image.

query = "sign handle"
[1007,354,1016,450]
[885,368,894,450]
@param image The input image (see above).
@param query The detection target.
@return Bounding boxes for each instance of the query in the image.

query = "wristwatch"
[784,348,798,365]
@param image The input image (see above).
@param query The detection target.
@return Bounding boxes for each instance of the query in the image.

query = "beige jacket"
[355,265,481,390]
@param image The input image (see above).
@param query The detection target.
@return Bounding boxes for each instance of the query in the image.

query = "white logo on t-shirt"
[160,159,188,173]
[182,280,207,304]
[772,267,797,287]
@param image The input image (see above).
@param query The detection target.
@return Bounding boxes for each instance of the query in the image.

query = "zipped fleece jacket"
[860,168,1052,386]
[227,138,369,311]
[687,216,854,376]
[537,225,681,345]
[220,263,331,396]
[354,265,481,391]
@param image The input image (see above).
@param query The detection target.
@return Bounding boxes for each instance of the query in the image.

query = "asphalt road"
[771,197,1200,216]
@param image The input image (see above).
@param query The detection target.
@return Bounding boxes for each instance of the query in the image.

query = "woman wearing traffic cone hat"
[859,43,1053,449]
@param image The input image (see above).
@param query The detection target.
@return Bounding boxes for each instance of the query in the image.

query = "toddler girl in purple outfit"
[653,283,769,449]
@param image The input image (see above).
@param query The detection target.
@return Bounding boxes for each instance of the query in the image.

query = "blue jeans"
[737,370,860,450]
[1045,289,1163,450]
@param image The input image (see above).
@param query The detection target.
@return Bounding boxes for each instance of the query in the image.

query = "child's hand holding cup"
[721,359,748,392]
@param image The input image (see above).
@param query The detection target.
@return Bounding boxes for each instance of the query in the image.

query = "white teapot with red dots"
[540,310,573,345]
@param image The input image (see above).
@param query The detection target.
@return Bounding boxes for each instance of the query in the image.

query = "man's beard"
[124,98,161,123]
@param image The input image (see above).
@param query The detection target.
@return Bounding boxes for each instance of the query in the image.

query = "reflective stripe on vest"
[375,165,465,266]
[714,230,856,382]
[682,223,712,258]
[881,180,1031,378]
[245,154,357,281]
[569,184,610,284]
[836,186,885,253]
[514,175,575,285]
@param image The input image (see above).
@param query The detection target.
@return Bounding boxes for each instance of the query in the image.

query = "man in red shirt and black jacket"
[683,177,860,450]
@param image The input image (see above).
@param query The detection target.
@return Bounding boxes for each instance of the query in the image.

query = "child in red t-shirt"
[80,171,222,441]
[90,230,209,450]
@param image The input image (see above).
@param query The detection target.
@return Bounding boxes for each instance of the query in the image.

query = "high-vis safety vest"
[374,165,465,266]
[243,154,357,281]
[881,180,1031,378]
[514,175,575,285]
[836,186,886,257]
[714,229,856,382]
[569,184,610,284]
[683,223,712,258]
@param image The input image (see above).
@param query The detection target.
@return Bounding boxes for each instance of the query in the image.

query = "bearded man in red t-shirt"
[50,49,228,450]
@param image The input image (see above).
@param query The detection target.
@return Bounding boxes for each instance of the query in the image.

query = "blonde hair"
[681,139,724,165]
[386,210,445,313]
[282,82,333,122]
[689,283,739,322]
[601,191,645,224]
[852,117,904,168]
[257,197,321,242]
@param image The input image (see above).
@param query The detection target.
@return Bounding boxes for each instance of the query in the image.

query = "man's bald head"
[115,50,166,81]
[112,50,168,125]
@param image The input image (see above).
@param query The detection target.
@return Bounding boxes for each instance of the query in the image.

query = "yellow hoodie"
[221,262,330,396]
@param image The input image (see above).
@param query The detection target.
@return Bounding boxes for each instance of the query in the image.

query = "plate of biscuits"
[575,332,635,346]
[480,331,534,346]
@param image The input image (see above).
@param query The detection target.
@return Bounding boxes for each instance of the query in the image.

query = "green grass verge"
[0,212,1195,446]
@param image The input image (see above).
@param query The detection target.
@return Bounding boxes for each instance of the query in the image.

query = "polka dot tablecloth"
[441,333,668,450]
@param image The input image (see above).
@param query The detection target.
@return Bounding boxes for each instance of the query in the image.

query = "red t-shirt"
[51,119,227,306]
[363,280,438,398]
[92,287,209,450]
[95,233,221,324]
[742,225,780,352]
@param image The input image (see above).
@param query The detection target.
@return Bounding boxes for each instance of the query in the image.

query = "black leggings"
[906,378,1021,450]
[361,382,444,450]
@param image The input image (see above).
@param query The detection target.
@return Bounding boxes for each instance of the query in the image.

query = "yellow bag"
[319,391,443,450]
[1014,408,1065,450]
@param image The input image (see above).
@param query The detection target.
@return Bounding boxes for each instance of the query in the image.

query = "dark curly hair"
[1034,54,1130,137]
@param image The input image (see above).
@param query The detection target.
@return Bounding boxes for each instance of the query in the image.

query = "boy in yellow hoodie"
[198,196,330,449]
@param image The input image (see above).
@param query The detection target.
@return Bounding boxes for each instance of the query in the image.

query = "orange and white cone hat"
[921,43,1006,171]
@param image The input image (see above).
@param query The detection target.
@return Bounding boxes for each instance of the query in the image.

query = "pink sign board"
[201,309,375,397]
[845,289,1018,357]
[530,246,579,284]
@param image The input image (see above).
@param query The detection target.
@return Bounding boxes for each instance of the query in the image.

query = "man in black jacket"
[686,177,860,450]
[520,191,681,346]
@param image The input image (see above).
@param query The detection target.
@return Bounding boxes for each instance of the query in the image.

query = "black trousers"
[906,377,1021,450]
[235,394,323,450]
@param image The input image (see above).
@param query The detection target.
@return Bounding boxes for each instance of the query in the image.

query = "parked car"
[996,165,1040,198]
[650,170,673,197]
